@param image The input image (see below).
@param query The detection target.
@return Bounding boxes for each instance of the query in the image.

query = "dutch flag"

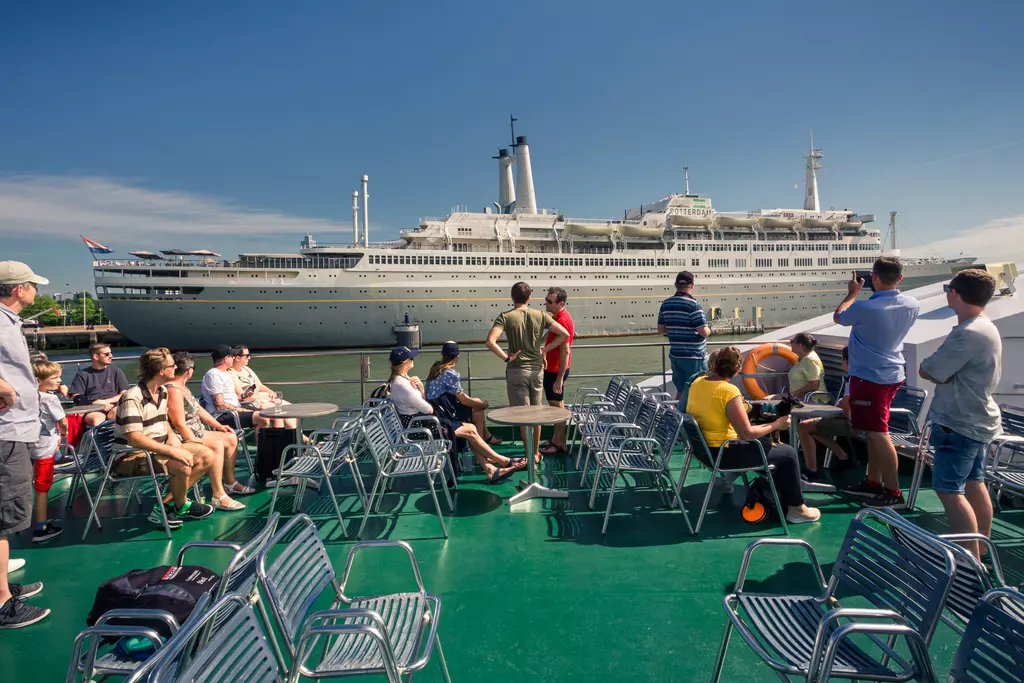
[81,236,114,255]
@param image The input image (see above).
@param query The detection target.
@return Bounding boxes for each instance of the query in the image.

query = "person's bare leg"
[456,424,510,467]
[798,421,819,471]
[84,412,105,428]
[167,464,190,508]
[866,431,900,491]
[34,490,47,526]
[548,397,567,448]
[0,536,11,605]
[534,425,542,461]
[937,491,981,559]
[966,479,994,553]
[813,435,847,460]
[472,408,497,442]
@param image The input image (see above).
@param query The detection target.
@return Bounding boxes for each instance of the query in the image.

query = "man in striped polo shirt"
[114,347,214,528]
[657,271,711,407]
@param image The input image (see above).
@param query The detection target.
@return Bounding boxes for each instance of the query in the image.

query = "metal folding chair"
[579,386,646,477]
[985,404,1024,509]
[211,408,255,474]
[588,402,694,535]
[571,376,633,467]
[357,412,453,539]
[256,514,453,682]
[941,588,1024,683]
[372,400,458,490]
[712,514,956,682]
[676,414,789,536]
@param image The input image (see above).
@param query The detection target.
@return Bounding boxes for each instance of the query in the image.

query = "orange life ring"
[741,343,798,400]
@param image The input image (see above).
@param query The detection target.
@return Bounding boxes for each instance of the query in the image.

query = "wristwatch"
[504,355,510,363]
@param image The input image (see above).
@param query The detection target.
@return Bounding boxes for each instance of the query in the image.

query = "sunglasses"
[943,284,955,294]
[238,353,251,357]
[544,298,558,304]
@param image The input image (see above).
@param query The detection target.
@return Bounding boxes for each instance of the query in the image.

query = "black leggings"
[718,440,804,509]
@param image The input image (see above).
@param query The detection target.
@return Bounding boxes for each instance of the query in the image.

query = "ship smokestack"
[496,148,516,212]
[804,131,823,212]
[352,191,360,247]
[514,136,537,214]
[361,175,369,247]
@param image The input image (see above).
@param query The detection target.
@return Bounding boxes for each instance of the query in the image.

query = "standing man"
[657,270,711,406]
[486,282,570,462]
[919,269,1001,559]
[833,258,919,508]
[68,342,130,427]
[540,287,574,456]
[0,261,51,628]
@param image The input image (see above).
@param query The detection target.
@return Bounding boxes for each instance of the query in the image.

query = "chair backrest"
[149,594,281,683]
[360,412,394,465]
[79,420,119,469]
[890,385,928,432]
[218,513,281,601]
[651,408,683,465]
[634,395,663,437]
[949,589,1024,683]
[999,403,1024,437]
[374,401,407,447]
[680,414,716,469]
[608,377,634,410]
[257,514,337,652]
[621,388,645,424]
[858,508,992,633]
[822,373,846,403]
[831,517,955,643]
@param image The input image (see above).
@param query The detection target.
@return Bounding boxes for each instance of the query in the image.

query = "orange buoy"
[741,343,798,400]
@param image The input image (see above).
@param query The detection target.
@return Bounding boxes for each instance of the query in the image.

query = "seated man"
[228,345,296,431]
[68,343,129,427]
[200,345,269,431]
[114,347,214,527]
[796,346,854,484]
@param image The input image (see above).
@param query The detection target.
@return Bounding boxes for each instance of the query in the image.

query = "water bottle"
[459,450,475,474]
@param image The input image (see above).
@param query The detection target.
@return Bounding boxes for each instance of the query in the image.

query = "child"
[797,347,854,483]
[31,360,67,543]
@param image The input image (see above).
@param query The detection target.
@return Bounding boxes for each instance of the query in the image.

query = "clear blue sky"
[2,0,1023,293]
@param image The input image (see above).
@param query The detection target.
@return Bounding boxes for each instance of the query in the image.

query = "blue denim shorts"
[930,424,988,495]
[671,356,707,405]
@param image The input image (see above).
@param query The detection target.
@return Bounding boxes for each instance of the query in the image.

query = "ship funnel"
[352,191,360,247]
[514,136,537,214]
[361,175,369,247]
[803,131,823,212]
[496,148,516,213]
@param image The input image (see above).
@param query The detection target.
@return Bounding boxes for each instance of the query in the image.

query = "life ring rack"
[741,343,798,400]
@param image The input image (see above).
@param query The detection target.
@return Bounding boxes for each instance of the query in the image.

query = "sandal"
[212,495,246,511]
[485,435,503,446]
[487,467,514,484]
[508,458,528,471]
[540,442,567,456]
[226,481,256,495]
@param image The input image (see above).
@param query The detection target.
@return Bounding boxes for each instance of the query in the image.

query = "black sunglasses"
[943,284,955,294]
[544,298,558,304]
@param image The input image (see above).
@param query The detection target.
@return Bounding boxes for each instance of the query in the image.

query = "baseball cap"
[441,341,460,358]
[389,346,419,364]
[0,261,49,286]
[211,344,235,362]
[675,270,694,286]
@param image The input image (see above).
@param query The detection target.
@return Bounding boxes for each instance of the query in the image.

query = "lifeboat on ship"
[621,223,666,238]
[566,222,615,237]
[801,218,837,229]
[841,221,864,229]
[717,215,758,228]
[762,217,798,229]
[669,214,712,227]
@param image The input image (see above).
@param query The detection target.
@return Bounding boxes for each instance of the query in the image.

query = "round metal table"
[488,405,571,506]
[64,403,108,416]
[258,402,340,442]
[788,404,844,450]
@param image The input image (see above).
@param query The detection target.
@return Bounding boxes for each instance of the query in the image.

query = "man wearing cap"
[200,345,268,431]
[0,261,52,628]
[658,271,711,406]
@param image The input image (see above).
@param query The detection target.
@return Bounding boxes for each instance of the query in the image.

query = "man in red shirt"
[540,287,574,455]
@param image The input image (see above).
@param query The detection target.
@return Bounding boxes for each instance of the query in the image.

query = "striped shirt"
[658,292,707,359]
[114,383,170,446]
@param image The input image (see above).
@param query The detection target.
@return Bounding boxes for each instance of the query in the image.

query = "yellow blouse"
[685,376,743,448]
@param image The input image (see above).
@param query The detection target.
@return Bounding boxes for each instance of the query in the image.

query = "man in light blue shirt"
[0,261,52,629]
[833,258,919,508]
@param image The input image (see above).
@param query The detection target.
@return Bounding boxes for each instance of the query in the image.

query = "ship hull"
[97,262,958,350]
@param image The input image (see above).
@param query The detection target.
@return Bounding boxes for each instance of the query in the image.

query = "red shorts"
[33,457,55,493]
[849,376,902,433]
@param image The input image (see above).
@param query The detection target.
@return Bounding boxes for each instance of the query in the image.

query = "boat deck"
[5,435,1022,682]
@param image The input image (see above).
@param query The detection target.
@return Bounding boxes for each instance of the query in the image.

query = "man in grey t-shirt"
[919,269,1002,560]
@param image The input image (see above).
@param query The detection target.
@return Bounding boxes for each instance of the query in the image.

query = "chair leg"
[672,453,693,507]
[438,472,454,512]
[588,463,603,509]
[82,474,110,541]
[435,633,453,683]
[426,475,449,538]
[65,471,81,510]
[694,467,720,535]
[268,475,284,517]
[760,459,790,536]
[291,480,305,513]
[348,458,368,508]
[710,619,734,683]
[357,472,385,539]
[148,471,173,540]
[320,472,350,539]
[601,469,620,535]
[444,456,458,490]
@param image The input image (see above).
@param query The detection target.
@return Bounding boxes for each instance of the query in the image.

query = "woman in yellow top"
[787,333,824,397]
[686,347,821,524]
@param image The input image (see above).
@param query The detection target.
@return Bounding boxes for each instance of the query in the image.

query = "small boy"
[31,360,67,543]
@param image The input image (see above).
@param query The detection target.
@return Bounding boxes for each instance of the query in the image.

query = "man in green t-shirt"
[486,282,570,461]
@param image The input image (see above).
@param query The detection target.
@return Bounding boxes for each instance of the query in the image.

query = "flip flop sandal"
[212,496,246,511]
[539,440,554,449]
[487,467,514,484]
[226,481,256,495]
[540,443,568,455]
[485,435,504,446]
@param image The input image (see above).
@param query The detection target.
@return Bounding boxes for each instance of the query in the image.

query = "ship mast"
[684,166,690,195]
[889,211,898,250]
[804,131,823,212]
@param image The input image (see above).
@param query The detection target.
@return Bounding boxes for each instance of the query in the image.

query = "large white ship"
[93,128,972,350]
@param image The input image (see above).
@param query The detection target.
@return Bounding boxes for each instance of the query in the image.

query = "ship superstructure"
[93,126,972,349]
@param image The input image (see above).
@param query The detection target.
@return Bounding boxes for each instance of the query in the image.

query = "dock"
[22,323,124,351]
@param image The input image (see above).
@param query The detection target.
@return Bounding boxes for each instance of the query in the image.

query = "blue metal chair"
[986,404,1024,509]
[712,512,955,682]
[943,588,1024,683]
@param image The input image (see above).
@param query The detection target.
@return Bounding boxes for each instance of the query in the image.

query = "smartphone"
[854,270,875,291]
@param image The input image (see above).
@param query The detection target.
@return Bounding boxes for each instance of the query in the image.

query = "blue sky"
[2,1,1023,293]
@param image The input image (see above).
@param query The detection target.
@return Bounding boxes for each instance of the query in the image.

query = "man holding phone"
[833,258,919,508]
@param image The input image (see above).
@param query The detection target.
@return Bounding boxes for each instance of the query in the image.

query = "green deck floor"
[4,433,1024,682]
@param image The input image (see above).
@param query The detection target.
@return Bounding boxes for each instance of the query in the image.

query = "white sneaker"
[7,558,25,574]
[786,507,822,524]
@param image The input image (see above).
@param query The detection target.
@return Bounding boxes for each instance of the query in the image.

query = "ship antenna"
[510,114,518,150]
[889,210,898,251]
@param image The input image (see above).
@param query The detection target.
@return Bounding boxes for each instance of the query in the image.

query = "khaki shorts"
[0,441,32,535]
[816,415,855,439]
[506,364,543,406]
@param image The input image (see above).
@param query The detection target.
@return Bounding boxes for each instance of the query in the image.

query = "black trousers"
[718,439,804,508]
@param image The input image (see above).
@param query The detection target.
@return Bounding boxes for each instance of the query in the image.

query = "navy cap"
[675,270,694,286]
[211,344,235,362]
[389,346,419,364]
[441,341,460,358]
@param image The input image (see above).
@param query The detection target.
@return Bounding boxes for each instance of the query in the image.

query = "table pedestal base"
[509,481,569,506]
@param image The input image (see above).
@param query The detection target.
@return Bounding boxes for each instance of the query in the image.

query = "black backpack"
[369,381,391,400]
[255,427,298,482]
[86,565,220,639]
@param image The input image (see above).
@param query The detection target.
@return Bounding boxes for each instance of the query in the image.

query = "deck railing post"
[466,351,473,397]
[359,353,369,404]
[661,344,667,386]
